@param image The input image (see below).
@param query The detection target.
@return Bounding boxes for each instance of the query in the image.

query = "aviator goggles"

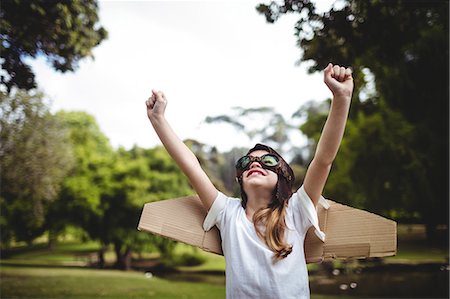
[235,154,280,173]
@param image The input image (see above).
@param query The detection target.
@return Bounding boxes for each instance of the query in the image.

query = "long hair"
[236,144,295,262]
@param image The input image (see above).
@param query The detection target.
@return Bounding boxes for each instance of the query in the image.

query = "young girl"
[146,63,353,298]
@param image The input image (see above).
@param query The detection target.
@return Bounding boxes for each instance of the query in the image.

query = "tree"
[46,111,195,269]
[0,90,74,246]
[46,111,115,250]
[301,100,420,216]
[257,0,449,238]
[205,106,304,159]
[185,139,234,194]
[204,108,308,193]
[100,146,193,270]
[0,0,107,92]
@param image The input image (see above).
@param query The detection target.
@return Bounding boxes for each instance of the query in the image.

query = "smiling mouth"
[247,169,266,177]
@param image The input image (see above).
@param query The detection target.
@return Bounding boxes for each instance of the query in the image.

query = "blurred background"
[1,0,448,298]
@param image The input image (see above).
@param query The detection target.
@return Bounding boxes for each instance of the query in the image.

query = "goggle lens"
[236,154,280,170]
[261,155,278,166]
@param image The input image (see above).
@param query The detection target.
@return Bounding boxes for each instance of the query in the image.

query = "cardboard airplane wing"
[138,195,396,263]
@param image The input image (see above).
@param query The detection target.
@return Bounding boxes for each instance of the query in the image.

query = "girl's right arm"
[146,90,218,211]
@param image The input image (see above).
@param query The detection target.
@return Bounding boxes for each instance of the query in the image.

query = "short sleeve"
[290,185,327,242]
[202,191,228,231]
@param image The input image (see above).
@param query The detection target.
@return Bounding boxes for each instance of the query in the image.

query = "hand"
[146,89,167,120]
[324,63,354,100]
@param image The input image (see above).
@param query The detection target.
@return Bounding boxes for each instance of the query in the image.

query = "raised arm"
[146,90,218,211]
[303,63,354,207]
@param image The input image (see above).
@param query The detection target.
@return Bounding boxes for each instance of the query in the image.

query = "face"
[241,150,279,194]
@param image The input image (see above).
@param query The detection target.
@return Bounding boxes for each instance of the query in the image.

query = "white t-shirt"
[203,185,326,299]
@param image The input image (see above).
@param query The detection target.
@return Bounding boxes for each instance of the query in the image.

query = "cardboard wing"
[138,195,396,263]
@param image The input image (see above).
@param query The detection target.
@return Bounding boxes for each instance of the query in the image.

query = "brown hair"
[236,144,295,262]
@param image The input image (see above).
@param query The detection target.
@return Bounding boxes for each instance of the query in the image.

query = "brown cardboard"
[138,195,396,263]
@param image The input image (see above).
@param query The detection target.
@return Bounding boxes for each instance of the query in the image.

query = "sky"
[30,0,336,152]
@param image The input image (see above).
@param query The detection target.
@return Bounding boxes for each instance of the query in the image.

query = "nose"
[249,161,261,168]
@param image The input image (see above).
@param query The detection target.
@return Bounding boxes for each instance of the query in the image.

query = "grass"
[0,241,344,299]
[1,241,113,267]
[0,265,342,299]
[0,265,225,299]
[0,224,447,299]
[386,224,448,262]
[0,241,228,298]
[173,245,225,272]
[388,243,448,262]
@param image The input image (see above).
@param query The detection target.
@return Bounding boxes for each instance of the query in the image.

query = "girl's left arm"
[303,63,354,207]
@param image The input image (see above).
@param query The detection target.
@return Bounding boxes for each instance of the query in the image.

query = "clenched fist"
[146,89,167,121]
[324,63,353,100]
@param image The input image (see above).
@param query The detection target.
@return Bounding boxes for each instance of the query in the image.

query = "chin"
[243,176,277,190]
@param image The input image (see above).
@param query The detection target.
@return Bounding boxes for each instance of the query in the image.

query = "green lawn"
[0,265,342,299]
[0,241,227,299]
[1,224,447,299]
[0,265,225,299]
[0,240,342,299]
[387,224,448,262]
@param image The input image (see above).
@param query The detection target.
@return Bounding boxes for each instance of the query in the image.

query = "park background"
[1,0,448,298]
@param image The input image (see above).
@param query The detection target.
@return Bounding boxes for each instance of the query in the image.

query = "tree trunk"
[47,230,58,250]
[113,241,132,270]
[97,244,106,268]
[114,241,122,269]
[123,247,132,271]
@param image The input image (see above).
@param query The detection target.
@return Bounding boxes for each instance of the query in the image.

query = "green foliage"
[185,139,235,194]
[204,106,312,194]
[300,101,396,209]
[0,0,107,92]
[298,100,330,151]
[325,104,419,214]
[165,250,207,267]
[258,0,449,232]
[1,103,196,266]
[146,146,194,200]
[218,147,249,196]
[204,106,309,193]
[0,90,74,245]
[50,111,114,231]
[97,145,193,268]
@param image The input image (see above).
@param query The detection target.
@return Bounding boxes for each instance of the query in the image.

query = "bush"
[163,251,207,267]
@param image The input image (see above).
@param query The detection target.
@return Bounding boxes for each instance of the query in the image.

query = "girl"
[146,63,353,298]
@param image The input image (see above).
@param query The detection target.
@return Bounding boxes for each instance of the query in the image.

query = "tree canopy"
[0,90,74,244]
[0,0,107,92]
[257,0,449,238]
[1,95,196,268]
[46,111,115,241]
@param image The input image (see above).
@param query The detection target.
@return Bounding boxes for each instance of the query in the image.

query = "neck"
[244,188,272,221]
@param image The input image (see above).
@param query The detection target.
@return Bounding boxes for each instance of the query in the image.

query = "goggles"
[235,154,280,173]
